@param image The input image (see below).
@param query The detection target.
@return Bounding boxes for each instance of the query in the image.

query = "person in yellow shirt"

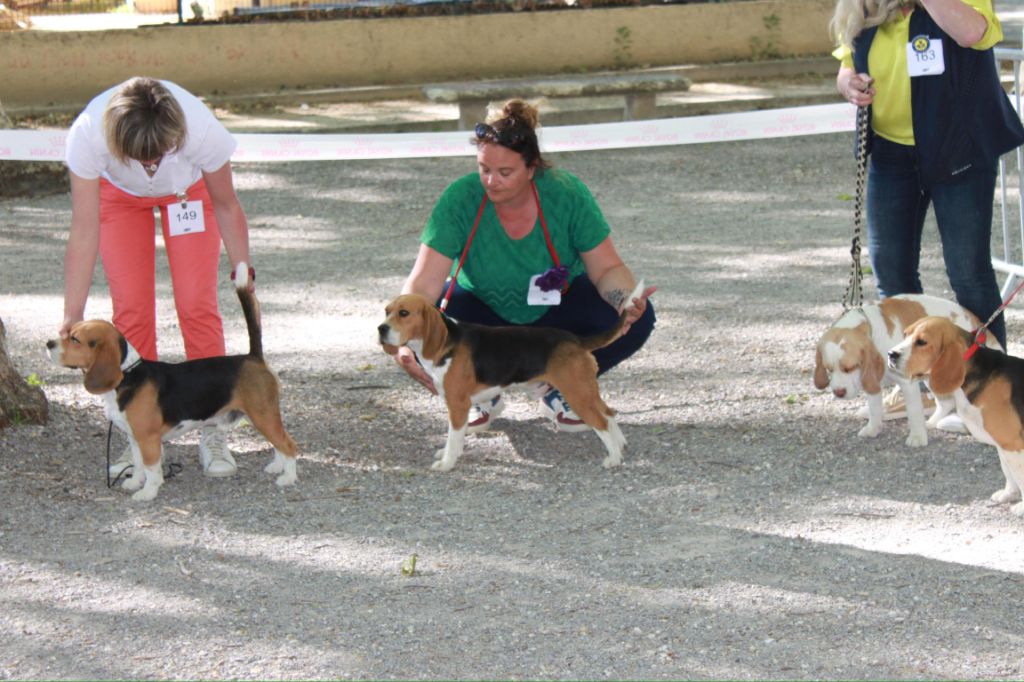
[830,0,1024,350]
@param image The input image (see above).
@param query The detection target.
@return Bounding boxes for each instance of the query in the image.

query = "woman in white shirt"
[61,76,252,477]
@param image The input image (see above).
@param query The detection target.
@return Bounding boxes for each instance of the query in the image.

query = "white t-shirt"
[65,79,236,198]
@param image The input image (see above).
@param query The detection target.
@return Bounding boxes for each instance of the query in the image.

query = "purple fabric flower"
[536,265,568,292]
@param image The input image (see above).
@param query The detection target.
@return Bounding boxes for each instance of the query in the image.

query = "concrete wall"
[2,0,835,112]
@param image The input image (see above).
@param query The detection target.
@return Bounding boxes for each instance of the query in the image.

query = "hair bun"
[499,98,540,130]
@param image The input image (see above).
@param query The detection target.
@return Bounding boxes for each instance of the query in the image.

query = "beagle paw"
[857,423,882,438]
[275,471,297,487]
[264,452,286,475]
[122,475,144,492]
[131,485,160,502]
[602,454,623,468]
[991,488,1021,505]
[1011,501,1024,517]
[905,431,928,448]
[431,457,457,472]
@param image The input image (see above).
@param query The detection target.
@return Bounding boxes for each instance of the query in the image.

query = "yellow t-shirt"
[834,0,1002,144]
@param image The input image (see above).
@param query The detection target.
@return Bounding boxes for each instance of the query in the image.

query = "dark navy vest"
[852,9,1024,188]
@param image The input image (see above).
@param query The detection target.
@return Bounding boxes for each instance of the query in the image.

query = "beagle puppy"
[889,316,1024,515]
[47,263,298,501]
[377,281,644,472]
[813,294,1000,447]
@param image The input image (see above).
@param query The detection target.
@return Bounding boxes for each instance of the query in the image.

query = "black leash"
[842,105,870,312]
[104,421,182,489]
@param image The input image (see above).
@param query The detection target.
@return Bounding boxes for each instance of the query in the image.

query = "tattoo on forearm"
[606,288,627,310]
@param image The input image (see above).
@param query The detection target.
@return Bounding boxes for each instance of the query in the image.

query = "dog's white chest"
[955,389,998,447]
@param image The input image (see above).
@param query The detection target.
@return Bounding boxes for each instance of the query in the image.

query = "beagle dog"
[46,263,298,501]
[889,316,1024,515]
[377,281,644,472]
[813,293,1001,447]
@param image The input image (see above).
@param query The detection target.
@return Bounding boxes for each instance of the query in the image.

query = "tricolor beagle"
[377,281,644,472]
[813,293,1001,447]
[46,263,298,501]
[888,316,1024,515]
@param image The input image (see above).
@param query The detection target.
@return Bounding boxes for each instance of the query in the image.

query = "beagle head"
[46,320,127,394]
[887,316,968,395]
[377,294,450,360]
[813,323,885,398]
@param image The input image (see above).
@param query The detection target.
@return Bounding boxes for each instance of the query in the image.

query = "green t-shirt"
[421,169,611,324]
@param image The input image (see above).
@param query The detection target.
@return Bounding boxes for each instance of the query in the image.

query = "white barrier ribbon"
[0,103,856,162]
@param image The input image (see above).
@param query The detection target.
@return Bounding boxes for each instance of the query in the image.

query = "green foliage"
[749,12,782,60]
[613,25,634,69]
[25,373,43,387]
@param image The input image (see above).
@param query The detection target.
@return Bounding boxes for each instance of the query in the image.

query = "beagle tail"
[234,261,263,358]
[580,279,646,352]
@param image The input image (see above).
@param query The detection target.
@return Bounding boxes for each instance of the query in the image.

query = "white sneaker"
[199,427,238,477]
[467,395,505,434]
[935,413,968,433]
[539,388,590,433]
[109,444,133,478]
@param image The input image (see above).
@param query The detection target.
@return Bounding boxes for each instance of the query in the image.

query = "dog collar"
[121,342,143,373]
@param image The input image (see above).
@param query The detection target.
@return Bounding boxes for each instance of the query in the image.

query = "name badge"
[527,273,561,306]
[168,199,206,236]
[906,35,945,77]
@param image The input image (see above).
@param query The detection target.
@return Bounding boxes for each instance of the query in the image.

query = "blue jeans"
[866,135,1004,346]
[439,276,655,376]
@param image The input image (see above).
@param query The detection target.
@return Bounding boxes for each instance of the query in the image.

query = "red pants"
[99,178,225,361]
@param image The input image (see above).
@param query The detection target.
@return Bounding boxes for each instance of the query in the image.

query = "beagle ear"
[83,338,123,394]
[420,304,449,360]
[813,345,830,390]
[928,333,967,396]
[860,346,885,395]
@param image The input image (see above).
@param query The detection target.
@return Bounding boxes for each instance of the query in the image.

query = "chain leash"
[842,106,870,311]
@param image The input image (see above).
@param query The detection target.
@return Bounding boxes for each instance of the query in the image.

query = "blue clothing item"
[852,8,1024,189]
[867,135,1004,346]
[438,275,655,376]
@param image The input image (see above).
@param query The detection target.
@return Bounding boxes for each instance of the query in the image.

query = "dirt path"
[2,131,1024,680]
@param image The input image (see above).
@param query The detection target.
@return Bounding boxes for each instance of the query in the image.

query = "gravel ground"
[3,130,1024,680]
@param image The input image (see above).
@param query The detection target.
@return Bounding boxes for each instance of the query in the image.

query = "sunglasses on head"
[474,122,525,147]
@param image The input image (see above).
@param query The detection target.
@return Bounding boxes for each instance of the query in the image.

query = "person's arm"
[402,243,454,300]
[394,244,455,395]
[919,0,988,47]
[202,161,253,290]
[580,237,656,334]
[60,172,102,338]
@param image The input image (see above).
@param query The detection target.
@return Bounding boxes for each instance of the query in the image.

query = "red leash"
[964,278,1024,360]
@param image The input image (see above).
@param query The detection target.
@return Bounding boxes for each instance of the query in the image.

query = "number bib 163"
[906,34,945,77]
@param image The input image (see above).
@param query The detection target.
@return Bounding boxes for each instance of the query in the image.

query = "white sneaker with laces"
[467,394,504,434]
[199,426,238,477]
[109,444,133,478]
[539,388,590,433]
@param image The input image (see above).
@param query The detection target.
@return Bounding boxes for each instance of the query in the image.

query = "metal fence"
[995,44,1024,300]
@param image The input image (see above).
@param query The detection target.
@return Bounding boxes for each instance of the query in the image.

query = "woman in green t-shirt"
[395,99,656,433]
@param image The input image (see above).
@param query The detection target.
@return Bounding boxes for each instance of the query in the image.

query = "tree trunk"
[0,316,48,428]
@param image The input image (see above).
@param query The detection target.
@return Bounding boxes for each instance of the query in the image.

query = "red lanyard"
[439,181,562,311]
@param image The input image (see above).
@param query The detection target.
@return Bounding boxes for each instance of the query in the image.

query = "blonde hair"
[830,0,915,49]
[103,77,186,164]
[474,98,550,171]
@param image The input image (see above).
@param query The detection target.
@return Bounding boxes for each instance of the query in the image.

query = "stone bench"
[422,71,692,130]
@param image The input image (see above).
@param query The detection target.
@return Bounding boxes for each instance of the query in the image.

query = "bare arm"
[395,243,455,395]
[919,0,987,47]
[61,172,102,338]
[203,161,253,289]
[580,237,656,333]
